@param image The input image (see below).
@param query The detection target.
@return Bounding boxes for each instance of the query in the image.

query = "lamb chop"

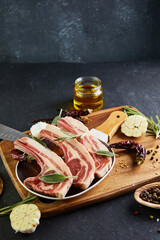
[39,124,95,189]
[57,117,112,178]
[14,137,73,198]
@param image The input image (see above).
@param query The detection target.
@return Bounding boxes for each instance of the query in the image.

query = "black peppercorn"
[140,186,160,204]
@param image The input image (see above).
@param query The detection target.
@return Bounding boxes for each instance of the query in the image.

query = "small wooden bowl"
[0,176,3,196]
[134,182,160,209]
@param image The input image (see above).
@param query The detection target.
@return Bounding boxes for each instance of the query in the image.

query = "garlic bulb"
[121,115,148,137]
[10,204,41,233]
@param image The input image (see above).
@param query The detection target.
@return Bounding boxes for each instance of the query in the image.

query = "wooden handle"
[95,111,127,141]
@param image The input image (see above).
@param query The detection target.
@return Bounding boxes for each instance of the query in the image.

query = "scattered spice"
[149,148,158,161]
[147,150,152,155]
[156,145,159,149]
[134,210,139,215]
[150,215,154,220]
[152,159,158,164]
[118,160,129,169]
[110,141,146,165]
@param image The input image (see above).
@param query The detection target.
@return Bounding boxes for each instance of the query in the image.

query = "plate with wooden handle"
[16,142,115,200]
[15,110,127,200]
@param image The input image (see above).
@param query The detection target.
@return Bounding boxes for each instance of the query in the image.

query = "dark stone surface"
[1,0,160,63]
[0,61,160,239]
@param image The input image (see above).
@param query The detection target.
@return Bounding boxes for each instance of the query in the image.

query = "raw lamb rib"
[39,124,95,189]
[57,117,112,178]
[14,137,73,198]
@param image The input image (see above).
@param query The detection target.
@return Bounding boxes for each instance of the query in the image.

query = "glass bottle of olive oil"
[73,76,103,111]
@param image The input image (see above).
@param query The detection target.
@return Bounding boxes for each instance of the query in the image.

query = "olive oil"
[73,77,103,111]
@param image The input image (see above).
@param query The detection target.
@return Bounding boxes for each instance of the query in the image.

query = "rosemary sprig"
[39,173,77,183]
[0,193,37,216]
[123,106,160,139]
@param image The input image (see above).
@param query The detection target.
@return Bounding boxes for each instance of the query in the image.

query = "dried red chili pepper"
[61,109,90,117]
[60,109,90,122]
[32,109,90,124]
[109,141,146,165]
[11,149,27,161]
[32,118,53,124]
[11,139,64,161]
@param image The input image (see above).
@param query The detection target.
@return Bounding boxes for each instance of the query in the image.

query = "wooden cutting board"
[1,106,160,218]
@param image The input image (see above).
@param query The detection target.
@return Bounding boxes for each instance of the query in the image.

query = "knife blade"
[0,111,127,143]
[89,111,127,143]
[0,123,28,142]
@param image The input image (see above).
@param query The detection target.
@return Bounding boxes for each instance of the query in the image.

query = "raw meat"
[57,117,112,178]
[14,137,73,198]
[39,124,95,189]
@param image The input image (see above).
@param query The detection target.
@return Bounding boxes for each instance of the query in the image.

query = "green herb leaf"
[96,150,118,157]
[53,134,81,143]
[0,193,36,216]
[33,137,48,148]
[54,136,75,141]
[52,116,61,125]
[60,129,78,137]
[39,173,76,183]
[52,109,63,125]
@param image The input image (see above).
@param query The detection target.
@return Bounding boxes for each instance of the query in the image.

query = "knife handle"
[95,111,127,142]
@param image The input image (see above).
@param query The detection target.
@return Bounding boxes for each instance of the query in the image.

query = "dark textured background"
[1,1,160,239]
[1,0,160,63]
[0,61,160,240]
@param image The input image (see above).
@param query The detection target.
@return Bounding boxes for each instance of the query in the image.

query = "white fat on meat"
[57,117,112,178]
[39,124,95,189]
[14,137,73,199]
